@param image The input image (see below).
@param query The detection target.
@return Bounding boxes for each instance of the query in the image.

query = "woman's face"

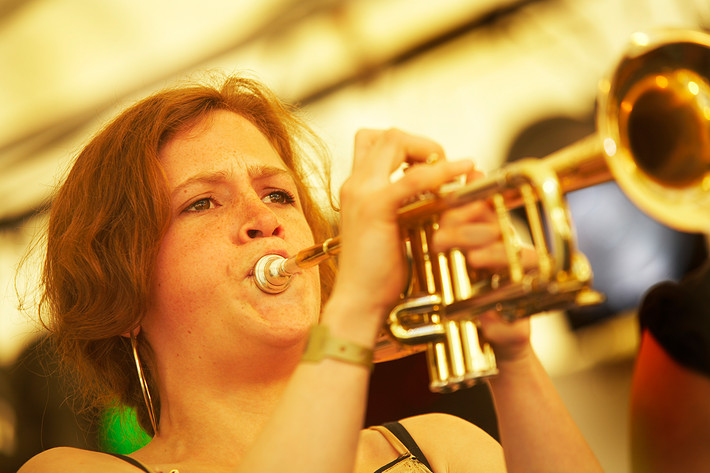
[143,110,320,367]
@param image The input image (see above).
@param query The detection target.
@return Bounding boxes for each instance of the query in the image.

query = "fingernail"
[450,159,474,173]
[426,153,440,164]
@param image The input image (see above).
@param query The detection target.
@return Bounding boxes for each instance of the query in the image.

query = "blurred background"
[1,1,709,472]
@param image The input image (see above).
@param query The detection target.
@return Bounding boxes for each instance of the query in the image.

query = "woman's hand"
[326,129,472,336]
[477,312,532,364]
[430,168,538,365]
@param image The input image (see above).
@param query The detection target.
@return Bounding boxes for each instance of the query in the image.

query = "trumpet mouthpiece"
[254,254,293,294]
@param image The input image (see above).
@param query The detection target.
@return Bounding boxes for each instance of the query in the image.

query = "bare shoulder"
[399,413,506,473]
[399,412,498,445]
[19,447,138,473]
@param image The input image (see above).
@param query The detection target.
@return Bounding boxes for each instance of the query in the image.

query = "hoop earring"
[130,333,159,435]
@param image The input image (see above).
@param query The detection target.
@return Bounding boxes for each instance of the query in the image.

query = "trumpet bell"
[602,29,710,233]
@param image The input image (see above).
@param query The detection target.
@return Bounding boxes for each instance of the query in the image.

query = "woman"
[20,75,603,473]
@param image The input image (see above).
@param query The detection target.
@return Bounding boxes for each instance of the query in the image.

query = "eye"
[183,197,217,213]
[262,189,296,205]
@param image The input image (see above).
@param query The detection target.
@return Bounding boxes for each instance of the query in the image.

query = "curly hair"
[36,75,337,436]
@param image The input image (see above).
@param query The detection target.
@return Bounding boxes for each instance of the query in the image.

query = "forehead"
[159,110,288,185]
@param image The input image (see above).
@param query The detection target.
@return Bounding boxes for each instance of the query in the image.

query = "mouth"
[252,254,299,295]
[247,248,291,282]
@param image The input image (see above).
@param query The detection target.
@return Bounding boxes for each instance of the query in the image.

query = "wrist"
[490,343,539,380]
[320,291,386,347]
[301,323,374,369]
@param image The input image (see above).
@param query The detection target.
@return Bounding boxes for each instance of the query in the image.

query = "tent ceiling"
[0,0,708,226]
[0,0,534,220]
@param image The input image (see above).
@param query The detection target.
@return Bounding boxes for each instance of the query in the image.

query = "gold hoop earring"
[130,333,158,435]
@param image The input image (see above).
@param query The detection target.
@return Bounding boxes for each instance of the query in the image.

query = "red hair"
[38,75,336,435]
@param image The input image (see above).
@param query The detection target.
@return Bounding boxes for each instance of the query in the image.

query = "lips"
[246,245,290,280]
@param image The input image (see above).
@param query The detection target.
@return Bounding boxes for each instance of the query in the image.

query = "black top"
[639,260,710,376]
[381,421,433,471]
[108,453,151,473]
[108,421,434,473]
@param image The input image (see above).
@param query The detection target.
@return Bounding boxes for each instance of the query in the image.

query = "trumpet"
[255,29,710,392]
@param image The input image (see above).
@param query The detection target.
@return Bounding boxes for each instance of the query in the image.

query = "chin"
[253,315,313,351]
[247,270,320,335]
[254,293,318,333]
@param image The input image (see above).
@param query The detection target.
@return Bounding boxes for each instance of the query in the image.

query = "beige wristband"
[302,324,374,369]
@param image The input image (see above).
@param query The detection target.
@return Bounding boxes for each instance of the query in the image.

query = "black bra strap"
[108,453,153,473]
[382,422,433,471]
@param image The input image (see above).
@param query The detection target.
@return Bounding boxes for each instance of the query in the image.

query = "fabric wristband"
[302,324,374,369]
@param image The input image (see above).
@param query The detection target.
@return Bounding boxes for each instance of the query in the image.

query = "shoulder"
[398,412,496,444]
[19,447,139,473]
[399,413,506,473]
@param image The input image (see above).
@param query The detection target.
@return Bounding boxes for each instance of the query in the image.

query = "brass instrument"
[254,29,710,392]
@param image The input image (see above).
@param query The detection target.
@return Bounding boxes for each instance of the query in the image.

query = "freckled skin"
[141,110,321,385]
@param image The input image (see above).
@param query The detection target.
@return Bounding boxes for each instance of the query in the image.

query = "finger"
[466,241,509,268]
[432,222,501,252]
[384,159,473,210]
[464,165,486,184]
[477,309,507,329]
[519,245,539,270]
[354,128,446,166]
[352,129,381,163]
[465,242,539,270]
[438,200,496,227]
[352,128,447,179]
[477,311,531,351]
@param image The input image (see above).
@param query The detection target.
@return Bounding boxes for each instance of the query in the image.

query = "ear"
[121,326,141,338]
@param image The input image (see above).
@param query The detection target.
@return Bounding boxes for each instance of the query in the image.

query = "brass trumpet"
[255,29,710,392]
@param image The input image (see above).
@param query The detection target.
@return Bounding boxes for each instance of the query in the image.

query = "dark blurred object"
[566,182,706,328]
[366,352,499,441]
[639,260,710,376]
[506,115,706,329]
[630,261,710,472]
[0,336,98,473]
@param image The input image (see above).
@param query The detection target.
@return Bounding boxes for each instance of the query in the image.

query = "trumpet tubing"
[254,29,710,392]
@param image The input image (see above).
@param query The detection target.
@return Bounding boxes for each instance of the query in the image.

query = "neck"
[134,342,303,469]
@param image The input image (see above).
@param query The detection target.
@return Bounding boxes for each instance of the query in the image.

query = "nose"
[237,198,285,243]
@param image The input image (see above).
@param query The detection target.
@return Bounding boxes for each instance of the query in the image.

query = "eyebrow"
[170,164,296,199]
[247,164,295,181]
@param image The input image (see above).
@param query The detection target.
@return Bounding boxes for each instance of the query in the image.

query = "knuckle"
[354,128,376,143]
[339,177,373,205]
[382,127,404,143]
[401,168,427,187]
[339,178,357,200]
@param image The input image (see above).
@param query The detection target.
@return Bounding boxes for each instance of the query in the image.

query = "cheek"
[148,226,223,318]
[291,215,317,248]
